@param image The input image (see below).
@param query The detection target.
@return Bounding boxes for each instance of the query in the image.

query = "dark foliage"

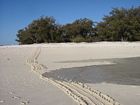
[96,7,140,41]
[16,7,140,44]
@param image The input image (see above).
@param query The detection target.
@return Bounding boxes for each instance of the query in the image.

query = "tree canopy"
[96,7,140,41]
[61,18,95,42]
[16,16,62,44]
[16,6,140,44]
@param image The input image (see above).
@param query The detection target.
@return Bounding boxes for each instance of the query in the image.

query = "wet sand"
[42,57,140,105]
[43,57,140,86]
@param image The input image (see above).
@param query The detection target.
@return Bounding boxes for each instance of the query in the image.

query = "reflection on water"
[42,57,140,86]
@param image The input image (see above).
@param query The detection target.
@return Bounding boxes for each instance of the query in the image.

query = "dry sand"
[0,42,140,105]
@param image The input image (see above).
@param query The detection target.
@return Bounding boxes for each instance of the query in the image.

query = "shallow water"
[42,57,140,86]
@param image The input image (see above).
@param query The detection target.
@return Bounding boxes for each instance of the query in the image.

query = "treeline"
[16,7,140,44]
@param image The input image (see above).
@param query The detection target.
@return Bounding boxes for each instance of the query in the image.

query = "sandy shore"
[0,42,140,105]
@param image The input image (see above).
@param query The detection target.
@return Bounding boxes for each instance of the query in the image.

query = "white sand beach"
[0,42,140,105]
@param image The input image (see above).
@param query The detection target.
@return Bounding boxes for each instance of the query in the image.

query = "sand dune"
[0,42,140,105]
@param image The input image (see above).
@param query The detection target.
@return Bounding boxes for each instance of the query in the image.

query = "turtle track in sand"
[26,47,121,105]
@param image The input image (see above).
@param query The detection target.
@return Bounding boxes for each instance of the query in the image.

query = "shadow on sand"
[42,57,140,86]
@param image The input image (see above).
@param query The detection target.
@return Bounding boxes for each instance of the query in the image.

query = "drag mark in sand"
[26,47,121,105]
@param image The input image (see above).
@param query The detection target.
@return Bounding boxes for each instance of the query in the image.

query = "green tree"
[16,16,62,44]
[96,7,140,41]
[62,18,95,42]
[16,6,140,44]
